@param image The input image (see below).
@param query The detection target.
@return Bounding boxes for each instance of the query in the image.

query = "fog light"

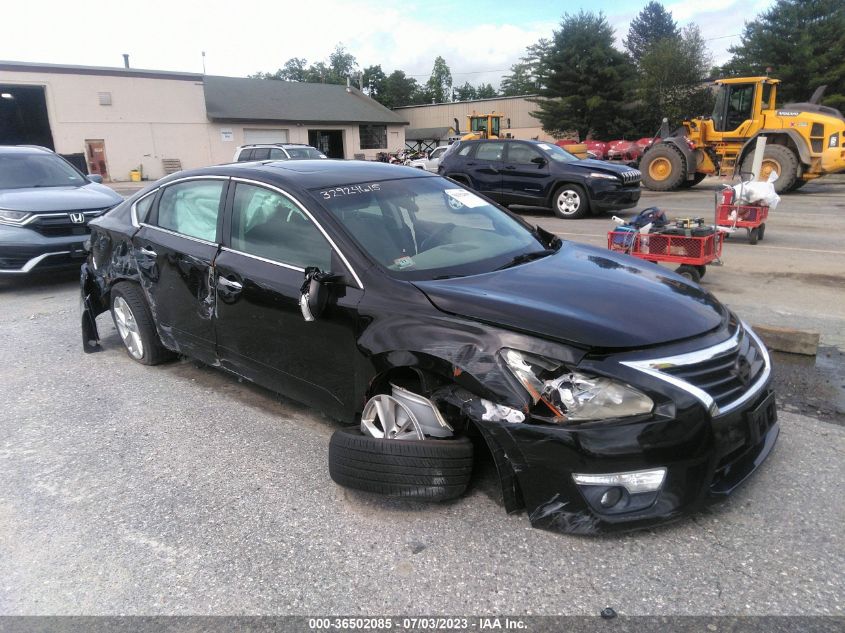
[572,467,666,494]
[599,487,623,508]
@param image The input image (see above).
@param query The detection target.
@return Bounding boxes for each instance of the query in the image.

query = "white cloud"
[0,0,554,90]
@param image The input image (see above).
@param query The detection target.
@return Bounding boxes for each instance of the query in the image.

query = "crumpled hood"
[0,184,123,213]
[413,243,726,349]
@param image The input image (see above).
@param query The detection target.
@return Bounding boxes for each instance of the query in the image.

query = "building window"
[360,124,387,149]
[98,92,112,106]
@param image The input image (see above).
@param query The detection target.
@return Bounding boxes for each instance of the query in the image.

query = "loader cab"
[710,78,778,134]
[466,113,502,139]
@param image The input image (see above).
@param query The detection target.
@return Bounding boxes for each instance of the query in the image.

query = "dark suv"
[439,139,641,219]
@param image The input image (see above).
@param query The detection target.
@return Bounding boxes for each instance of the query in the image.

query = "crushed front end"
[432,318,777,534]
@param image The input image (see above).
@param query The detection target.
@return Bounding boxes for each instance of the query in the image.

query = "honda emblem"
[69,212,85,224]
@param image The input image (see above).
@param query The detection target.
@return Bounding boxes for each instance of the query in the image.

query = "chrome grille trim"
[621,322,771,417]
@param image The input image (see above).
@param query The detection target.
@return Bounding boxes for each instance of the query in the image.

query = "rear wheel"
[641,144,686,191]
[110,282,174,365]
[552,183,589,219]
[758,223,766,240]
[748,227,759,245]
[740,144,798,193]
[675,265,701,283]
[328,428,473,500]
[696,265,707,279]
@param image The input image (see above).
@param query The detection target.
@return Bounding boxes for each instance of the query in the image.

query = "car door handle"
[139,246,157,257]
[504,165,516,170]
[217,277,243,291]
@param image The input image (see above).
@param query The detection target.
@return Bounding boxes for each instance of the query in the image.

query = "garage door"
[243,128,289,144]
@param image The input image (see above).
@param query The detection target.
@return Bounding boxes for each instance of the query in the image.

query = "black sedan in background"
[438,139,641,219]
[80,160,777,534]
[0,146,123,275]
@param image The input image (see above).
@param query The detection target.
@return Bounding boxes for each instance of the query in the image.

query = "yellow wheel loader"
[640,77,845,193]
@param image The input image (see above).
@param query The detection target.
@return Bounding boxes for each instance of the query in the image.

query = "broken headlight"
[500,348,653,423]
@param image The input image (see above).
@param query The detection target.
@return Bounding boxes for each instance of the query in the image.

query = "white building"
[0,60,408,181]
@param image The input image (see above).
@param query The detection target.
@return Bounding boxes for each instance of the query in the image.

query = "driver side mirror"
[299,268,340,321]
[531,156,547,166]
[88,174,104,184]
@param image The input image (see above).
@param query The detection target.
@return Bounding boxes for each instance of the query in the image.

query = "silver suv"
[232,143,327,162]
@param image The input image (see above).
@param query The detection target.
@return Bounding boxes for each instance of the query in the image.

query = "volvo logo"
[734,355,752,386]
[69,213,86,224]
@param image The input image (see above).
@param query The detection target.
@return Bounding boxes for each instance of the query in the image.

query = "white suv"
[407,146,449,172]
[233,143,327,162]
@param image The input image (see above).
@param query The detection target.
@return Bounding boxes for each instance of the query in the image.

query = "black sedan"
[0,146,123,275]
[438,139,641,219]
[80,160,777,534]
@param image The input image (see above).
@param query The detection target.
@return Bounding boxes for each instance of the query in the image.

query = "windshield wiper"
[495,248,557,271]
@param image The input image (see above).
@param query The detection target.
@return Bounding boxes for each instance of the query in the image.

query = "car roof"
[0,145,54,155]
[162,160,435,191]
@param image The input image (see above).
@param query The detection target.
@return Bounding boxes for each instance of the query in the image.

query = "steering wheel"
[419,223,456,251]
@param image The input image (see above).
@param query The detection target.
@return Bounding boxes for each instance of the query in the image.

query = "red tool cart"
[715,186,769,244]
[607,226,724,284]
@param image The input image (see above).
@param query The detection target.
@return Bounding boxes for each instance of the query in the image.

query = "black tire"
[641,144,686,191]
[110,282,175,365]
[329,428,473,501]
[680,173,707,189]
[790,179,808,191]
[696,265,707,279]
[758,223,766,240]
[675,265,701,283]
[740,144,798,193]
[551,183,590,219]
[747,227,759,245]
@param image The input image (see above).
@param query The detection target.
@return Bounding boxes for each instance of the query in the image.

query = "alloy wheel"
[361,394,424,441]
[113,296,144,360]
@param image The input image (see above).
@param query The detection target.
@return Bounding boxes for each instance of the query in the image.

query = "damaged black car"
[80,160,778,534]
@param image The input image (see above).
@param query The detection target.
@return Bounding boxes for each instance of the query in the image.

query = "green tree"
[381,70,422,108]
[624,1,679,65]
[424,56,453,103]
[327,44,359,84]
[476,83,498,99]
[362,64,387,99]
[501,62,536,96]
[636,25,714,129]
[453,82,477,101]
[723,0,845,109]
[530,11,635,140]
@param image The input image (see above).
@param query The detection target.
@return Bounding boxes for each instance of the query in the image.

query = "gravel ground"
[0,275,843,616]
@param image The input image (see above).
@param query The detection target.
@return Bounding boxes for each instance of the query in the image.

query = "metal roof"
[405,127,456,141]
[203,75,408,125]
[0,60,202,81]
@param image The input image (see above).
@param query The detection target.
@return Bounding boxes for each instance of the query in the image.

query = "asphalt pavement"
[0,179,843,616]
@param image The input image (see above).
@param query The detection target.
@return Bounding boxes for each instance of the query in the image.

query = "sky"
[1,0,775,89]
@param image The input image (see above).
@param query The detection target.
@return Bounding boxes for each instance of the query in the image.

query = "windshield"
[534,143,578,163]
[287,147,325,159]
[0,153,87,189]
[313,176,548,280]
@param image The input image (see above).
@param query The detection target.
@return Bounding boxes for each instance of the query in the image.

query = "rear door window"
[237,149,254,162]
[155,180,225,242]
[474,142,505,161]
[252,148,271,160]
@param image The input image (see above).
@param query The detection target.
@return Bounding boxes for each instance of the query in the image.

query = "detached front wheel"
[328,428,473,501]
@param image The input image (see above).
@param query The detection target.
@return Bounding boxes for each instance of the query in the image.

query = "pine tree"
[530,12,634,140]
[723,0,845,109]
[624,1,680,65]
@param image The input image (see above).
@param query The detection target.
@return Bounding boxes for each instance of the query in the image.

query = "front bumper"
[477,387,777,534]
[0,224,89,275]
[590,185,641,212]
